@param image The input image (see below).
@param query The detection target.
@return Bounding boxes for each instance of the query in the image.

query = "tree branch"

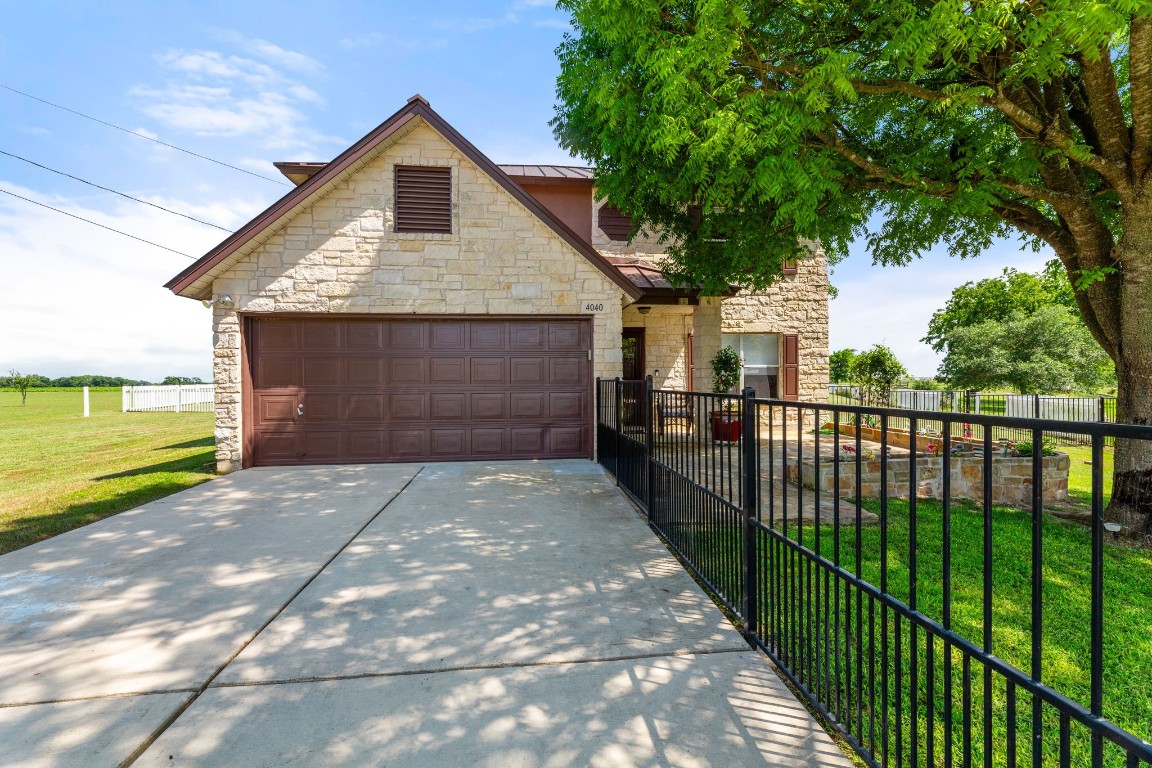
[1130,14,1152,179]
[1076,49,1131,163]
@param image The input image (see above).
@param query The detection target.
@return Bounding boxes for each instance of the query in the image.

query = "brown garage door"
[246,317,593,466]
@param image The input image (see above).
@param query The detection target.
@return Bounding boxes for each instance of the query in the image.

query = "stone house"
[166,95,829,472]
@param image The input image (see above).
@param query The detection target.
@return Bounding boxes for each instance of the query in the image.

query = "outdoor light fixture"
[201,295,235,308]
[637,306,652,315]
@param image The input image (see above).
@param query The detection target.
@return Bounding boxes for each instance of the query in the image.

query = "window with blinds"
[395,165,452,233]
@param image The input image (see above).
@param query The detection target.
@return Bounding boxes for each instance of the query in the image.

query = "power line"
[0,149,233,232]
[0,187,195,259]
[0,83,291,187]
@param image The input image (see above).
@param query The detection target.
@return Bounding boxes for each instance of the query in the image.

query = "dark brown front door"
[621,328,645,380]
[246,317,592,466]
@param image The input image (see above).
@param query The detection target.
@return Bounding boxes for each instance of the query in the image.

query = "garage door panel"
[389,323,425,349]
[257,395,297,424]
[551,427,585,454]
[469,323,505,349]
[347,395,384,421]
[550,357,586,386]
[510,392,545,419]
[548,323,584,349]
[303,358,342,387]
[348,358,383,386]
[347,431,385,458]
[388,394,426,420]
[471,358,506,385]
[389,429,427,458]
[510,358,545,386]
[260,321,299,350]
[510,323,545,349]
[301,431,341,460]
[430,393,466,420]
[471,393,508,420]
[389,358,427,385]
[430,358,467,385]
[471,428,506,455]
[302,394,340,422]
[430,429,467,457]
[346,322,383,349]
[510,428,546,454]
[255,431,298,463]
[549,392,585,420]
[249,317,591,466]
[300,320,341,349]
[430,322,466,349]
[255,357,299,388]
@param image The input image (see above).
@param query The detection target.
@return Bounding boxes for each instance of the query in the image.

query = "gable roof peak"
[406,93,430,106]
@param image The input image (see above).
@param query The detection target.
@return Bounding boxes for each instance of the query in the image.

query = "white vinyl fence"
[122,384,215,413]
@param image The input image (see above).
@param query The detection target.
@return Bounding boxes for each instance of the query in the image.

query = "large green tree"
[940,305,1116,392]
[923,259,1078,352]
[553,0,1152,529]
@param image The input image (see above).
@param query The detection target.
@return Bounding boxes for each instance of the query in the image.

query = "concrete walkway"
[0,461,851,767]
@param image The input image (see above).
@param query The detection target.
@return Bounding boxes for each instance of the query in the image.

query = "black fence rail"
[597,377,1152,768]
[827,386,1120,447]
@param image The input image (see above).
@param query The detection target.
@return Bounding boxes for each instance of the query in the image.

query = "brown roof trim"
[273,161,326,185]
[166,97,642,300]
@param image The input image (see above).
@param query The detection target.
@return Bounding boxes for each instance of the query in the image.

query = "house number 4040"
[584,303,605,312]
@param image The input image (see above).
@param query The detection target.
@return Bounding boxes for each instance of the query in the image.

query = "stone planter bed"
[792,425,1071,506]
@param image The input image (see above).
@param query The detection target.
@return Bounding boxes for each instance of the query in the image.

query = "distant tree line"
[0,373,203,388]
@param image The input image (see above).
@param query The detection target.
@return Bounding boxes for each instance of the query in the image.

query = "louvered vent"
[395,165,452,233]
[597,204,633,241]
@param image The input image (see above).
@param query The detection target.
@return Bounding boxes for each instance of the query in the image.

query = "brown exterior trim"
[782,333,800,400]
[506,175,593,188]
[166,96,643,301]
[782,259,798,275]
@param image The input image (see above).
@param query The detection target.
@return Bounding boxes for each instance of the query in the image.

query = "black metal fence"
[827,386,1120,447]
[597,377,1152,768]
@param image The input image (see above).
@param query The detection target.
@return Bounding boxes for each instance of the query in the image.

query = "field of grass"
[0,390,215,554]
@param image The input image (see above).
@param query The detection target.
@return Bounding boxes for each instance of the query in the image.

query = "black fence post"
[741,386,758,642]
[645,375,655,520]
[613,378,622,486]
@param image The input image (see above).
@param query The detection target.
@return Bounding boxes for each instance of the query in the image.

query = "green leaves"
[552,0,1143,297]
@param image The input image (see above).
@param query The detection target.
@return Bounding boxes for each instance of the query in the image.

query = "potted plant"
[709,346,743,443]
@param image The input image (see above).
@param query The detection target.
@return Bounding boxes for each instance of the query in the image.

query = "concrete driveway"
[0,460,850,767]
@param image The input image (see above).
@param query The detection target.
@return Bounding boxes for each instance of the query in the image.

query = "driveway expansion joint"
[116,465,426,768]
[208,646,755,690]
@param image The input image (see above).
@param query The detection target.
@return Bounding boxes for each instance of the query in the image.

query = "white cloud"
[214,30,323,73]
[0,183,264,380]
[130,38,339,155]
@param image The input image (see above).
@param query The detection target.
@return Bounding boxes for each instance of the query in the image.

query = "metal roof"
[497,165,593,180]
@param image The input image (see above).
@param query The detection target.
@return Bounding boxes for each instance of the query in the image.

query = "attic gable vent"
[395,165,452,233]
[598,203,633,241]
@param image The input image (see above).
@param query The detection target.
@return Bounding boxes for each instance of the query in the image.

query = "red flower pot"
[709,411,741,443]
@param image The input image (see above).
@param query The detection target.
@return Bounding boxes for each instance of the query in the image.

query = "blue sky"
[0,1,1051,381]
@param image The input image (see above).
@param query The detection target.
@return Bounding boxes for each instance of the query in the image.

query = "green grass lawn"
[756,497,1151,767]
[0,390,215,554]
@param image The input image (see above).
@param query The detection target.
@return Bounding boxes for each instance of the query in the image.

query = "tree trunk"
[1105,216,1152,535]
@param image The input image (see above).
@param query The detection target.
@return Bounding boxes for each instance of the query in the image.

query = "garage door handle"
[297,403,304,417]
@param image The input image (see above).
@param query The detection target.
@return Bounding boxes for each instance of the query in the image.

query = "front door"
[621,328,645,381]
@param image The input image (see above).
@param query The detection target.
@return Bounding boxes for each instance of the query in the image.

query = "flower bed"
[787,451,1071,506]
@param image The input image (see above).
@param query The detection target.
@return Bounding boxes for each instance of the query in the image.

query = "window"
[721,333,780,398]
[598,203,632,241]
[782,258,798,275]
[395,165,452,233]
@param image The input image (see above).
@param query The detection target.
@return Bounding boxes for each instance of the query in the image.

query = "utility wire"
[0,187,195,259]
[0,149,233,232]
[0,83,291,187]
